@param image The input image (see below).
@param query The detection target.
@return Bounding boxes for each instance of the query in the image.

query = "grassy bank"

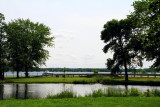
[1,76,160,85]
[0,97,160,107]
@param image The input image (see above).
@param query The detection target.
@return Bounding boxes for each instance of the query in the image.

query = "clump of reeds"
[144,89,160,97]
[151,89,160,97]
[128,88,142,96]
[86,88,126,97]
[47,90,76,99]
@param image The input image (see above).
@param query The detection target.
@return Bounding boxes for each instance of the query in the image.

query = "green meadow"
[0,97,160,107]
[1,76,160,85]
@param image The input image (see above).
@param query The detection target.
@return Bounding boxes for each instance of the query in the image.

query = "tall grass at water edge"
[46,88,160,99]
[47,90,77,99]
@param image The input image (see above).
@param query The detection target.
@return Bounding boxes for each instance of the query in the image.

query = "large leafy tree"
[6,19,54,78]
[0,13,7,80]
[129,0,160,70]
[101,19,143,81]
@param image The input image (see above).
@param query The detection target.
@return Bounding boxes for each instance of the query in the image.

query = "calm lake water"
[0,84,160,99]
[4,72,95,77]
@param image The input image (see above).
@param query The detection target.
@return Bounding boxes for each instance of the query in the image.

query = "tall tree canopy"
[129,0,160,70]
[101,19,143,81]
[6,19,54,78]
[0,13,7,80]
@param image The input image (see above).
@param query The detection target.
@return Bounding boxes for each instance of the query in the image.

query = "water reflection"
[0,85,4,100]
[0,84,160,99]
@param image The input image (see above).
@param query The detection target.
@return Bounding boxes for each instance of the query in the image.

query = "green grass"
[1,76,160,85]
[1,76,96,83]
[0,97,160,107]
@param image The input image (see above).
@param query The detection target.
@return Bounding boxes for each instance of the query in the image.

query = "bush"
[152,89,160,97]
[129,88,142,96]
[90,89,104,97]
[144,89,153,97]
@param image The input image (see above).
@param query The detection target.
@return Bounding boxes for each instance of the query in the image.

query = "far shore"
[1,76,160,86]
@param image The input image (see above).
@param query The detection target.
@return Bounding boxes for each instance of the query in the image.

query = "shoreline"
[1,81,160,86]
[1,76,160,86]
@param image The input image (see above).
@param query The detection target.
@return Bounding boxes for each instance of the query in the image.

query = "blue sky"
[0,0,152,68]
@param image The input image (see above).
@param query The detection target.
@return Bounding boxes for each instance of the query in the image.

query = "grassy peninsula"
[1,76,160,85]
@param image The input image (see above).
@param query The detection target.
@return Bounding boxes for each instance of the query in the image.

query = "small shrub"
[151,89,160,97]
[129,88,142,96]
[90,89,104,97]
[144,89,153,97]
[92,69,99,74]
[47,90,76,99]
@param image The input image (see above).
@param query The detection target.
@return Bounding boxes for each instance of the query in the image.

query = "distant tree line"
[101,0,160,81]
[0,13,54,80]
[31,68,154,73]
[37,68,110,72]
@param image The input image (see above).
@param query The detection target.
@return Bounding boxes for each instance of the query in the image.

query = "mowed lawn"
[1,76,160,83]
[0,97,160,107]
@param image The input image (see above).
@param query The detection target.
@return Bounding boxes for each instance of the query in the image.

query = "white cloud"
[53,31,75,40]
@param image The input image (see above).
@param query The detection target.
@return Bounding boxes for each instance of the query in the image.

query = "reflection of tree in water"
[24,84,28,99]
[15,84,19,99]
[15,84,28,99]
[0,85,4,100]
[125,85,128,95]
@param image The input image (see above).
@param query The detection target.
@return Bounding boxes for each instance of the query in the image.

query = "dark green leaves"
[6,18,54,77]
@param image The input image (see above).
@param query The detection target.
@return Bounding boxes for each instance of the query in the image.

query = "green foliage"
[129,0,160,70]
[129,88,142,96]
[151,89,160,97]
[87,89,104,97]
[144,89,153,97]
[92,69,99,74]
[38,68,110,72]
[139,69,147,74]
[0,13,7,80]
[101,19,143,81]
[6,19,54,78]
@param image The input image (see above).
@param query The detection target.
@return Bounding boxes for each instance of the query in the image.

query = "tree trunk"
[2,71,4,80]
[0,68,4,80]
[16,60,20,78]
[0,85,4,100]
[24,84,28,99]
[124,60,128,81]
[0,66,2,80]
[25,66,29,78]
[16,84,19,99]
[17,70,19,78]
[0,71,3,80]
